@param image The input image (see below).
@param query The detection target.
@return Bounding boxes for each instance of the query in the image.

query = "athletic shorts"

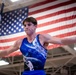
[22,70,46,75]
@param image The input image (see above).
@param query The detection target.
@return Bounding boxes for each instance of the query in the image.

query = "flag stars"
[1,7,28,36]
[5,13,7,16]
[4,23,6,25]
[6,25,9,28]
[22,11,24,13]
[14,25,16,28]
[0,28,1,30]
[9,17,12,20]
[12,23,14,26]
[20,9,22,12]
[22,16,24,19]
[17,12,19,15]
[14,30,16,33]
[17,17,19,19]
[7,15,9,18]
[11,28,14,31]
[9,12,12,15]
[12,14,14,16]
[14,15,17,18]
[6,29,9,32]
[5,18,7,21]
[4,32,6,35]
[2,16,4,19]
[19,24,21,26]
[25,13,27,15]
[9,31,11,34]
[2,26,4,28]
[19,19,22,21]
[19,29,21,32]
[14,20,16,23]
[7,20,9,23]
[4,27,6,30]
[2,30,4,33]
[2,21,4,24]
[16,27,19,30]
[15,10,17,13]
[25,8,27,10]
[20,14,22,17]
[21,26,24,29]
[17,22,19,24]
[9,22,12,24]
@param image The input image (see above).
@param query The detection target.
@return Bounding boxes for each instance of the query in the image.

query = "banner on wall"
[0,0,76,57]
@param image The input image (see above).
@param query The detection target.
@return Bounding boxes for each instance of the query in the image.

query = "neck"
[26,33,37,41]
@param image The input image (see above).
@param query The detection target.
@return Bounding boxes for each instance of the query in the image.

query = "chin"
[26,33,32,35]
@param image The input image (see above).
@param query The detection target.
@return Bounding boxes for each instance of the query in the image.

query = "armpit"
[43,42,49,49]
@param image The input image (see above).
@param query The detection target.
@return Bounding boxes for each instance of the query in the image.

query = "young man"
[0,17,76,75]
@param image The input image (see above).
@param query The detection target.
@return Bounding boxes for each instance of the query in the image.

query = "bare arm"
[0,40,21,57]
[41,34,76,45]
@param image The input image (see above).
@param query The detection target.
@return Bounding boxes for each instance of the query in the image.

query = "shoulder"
[38,34,52,43]
[38,34,50,48]
[39,34,52,41]
[14,38,25,48]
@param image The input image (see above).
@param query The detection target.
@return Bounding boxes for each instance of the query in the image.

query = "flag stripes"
[0,0,76,56]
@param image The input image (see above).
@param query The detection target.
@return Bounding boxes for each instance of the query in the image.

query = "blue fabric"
[20,34,47,71]
[22,70,46,75]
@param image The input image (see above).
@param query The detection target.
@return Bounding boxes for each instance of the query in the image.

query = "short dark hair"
[23,17,37,25]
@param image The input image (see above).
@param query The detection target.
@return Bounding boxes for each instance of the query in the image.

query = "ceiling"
[0,0,45,13]
[0,0,76,75]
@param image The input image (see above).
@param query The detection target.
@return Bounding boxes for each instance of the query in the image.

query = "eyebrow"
[23,23,32,27]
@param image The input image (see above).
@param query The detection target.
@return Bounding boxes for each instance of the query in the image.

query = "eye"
[28,24,31,26]
[23,23,31,27]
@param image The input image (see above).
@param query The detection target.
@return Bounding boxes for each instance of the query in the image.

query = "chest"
[20,37,47,58]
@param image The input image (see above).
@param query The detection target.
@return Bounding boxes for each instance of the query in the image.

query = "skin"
[0,21,76,57]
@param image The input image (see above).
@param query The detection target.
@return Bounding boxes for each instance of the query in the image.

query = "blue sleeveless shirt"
[20,34,47,71]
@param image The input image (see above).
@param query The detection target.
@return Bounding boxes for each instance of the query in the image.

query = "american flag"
[0,0,76,57]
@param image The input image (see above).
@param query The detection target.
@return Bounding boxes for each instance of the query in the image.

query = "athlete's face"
[23,22,37,35]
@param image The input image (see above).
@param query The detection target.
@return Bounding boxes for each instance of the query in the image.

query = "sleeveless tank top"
[20,34,47,71]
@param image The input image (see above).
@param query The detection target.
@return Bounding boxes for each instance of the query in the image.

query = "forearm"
[62,36,76,45]
[0,50,8,58]
[0,40,20,58]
